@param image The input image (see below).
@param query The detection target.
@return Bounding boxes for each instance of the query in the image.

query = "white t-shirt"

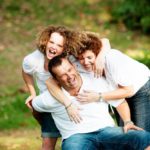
[32,74,124,139]
[22,50,51,93]
[22,51,84,93]
[105,49,150,94]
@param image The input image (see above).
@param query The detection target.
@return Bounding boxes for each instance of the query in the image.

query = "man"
[32,55,150,150]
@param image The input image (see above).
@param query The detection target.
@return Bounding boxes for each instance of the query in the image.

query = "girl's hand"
[93,56,104,78]
[66,103,83,123]
[94,38,111,78]
[25,95,36,111]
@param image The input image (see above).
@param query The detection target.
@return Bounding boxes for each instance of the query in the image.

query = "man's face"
[46,32,64,60]
[78,50,96,72]
[52,59,81,90]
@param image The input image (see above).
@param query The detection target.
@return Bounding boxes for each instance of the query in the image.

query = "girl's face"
[46,32,64,60]
[78,50,96,72]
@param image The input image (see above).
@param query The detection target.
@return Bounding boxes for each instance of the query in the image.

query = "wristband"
[98,93,103,102]
[124,121,134,126]
[65,102,73,110]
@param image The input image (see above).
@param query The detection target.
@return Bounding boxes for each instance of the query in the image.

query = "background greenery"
[0,0,150,149]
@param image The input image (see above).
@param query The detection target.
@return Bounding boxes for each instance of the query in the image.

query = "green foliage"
[0,89,37,130]
[111,0,150,34]
[134,50,150,68]
[0,0,150,131]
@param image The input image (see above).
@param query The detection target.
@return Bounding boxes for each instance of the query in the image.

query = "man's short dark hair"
[48,54,67,79]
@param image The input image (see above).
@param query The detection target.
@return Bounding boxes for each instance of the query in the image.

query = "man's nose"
[67,73,72,79]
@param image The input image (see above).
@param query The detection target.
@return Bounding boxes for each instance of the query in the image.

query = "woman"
[76,33,150,132]
[22,26,111,150]
[22,25,87,150]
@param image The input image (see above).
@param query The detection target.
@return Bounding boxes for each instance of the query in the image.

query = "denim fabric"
[40,112,61,138]
[125,78,150,132]
[62,127,150,150]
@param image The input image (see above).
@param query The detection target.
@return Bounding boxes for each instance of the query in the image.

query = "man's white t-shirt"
[32,74,124,139]
[105,49,150,94]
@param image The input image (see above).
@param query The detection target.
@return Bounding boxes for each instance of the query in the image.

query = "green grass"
[0,87,37,130]
[0,0,150,131]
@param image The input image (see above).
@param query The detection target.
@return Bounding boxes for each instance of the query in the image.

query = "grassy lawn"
[0,128,61,150]
[0,0,150,149]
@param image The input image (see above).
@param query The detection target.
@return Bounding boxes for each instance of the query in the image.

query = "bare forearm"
[46,78,72,107]
[102,85,134,101]
[116,100,131,123]
[97,38,110,59]
[22,69,36,96]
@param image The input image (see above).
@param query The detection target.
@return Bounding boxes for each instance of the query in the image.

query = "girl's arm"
[94,38,111,77]
[22,69,36,110]
[46,77,82,123]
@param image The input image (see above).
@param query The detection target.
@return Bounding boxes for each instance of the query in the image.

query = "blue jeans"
[126,78,150,132]
[62,127,150,150]
[115,79,150,132]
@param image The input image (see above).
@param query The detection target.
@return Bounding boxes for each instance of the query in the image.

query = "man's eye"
[49,41,53,44]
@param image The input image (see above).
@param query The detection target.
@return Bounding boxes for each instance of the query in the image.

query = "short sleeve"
[22,55,36,75]
[22,50,42,75]
[108,99,125,107]
[106,50,132,86]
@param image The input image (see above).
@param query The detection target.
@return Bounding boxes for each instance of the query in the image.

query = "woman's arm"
[77,85,134,103]
[22,69,36,110]
[101,85,134,100]
[94,38,111,77]
[46,77,82,123]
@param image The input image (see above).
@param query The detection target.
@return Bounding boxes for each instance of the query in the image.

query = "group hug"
[22,25,150,150]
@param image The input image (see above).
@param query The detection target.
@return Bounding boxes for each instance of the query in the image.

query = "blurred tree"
[110,0,150,34]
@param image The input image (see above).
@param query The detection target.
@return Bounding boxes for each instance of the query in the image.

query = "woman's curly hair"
[36,25,88,56]
[77,31,102,57]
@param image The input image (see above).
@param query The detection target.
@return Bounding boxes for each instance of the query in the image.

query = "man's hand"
[66,103,83,124]
[25,95,36,111]
[123,121,143,133]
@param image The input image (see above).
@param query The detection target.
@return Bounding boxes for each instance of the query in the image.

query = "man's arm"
[32,90,54,113]
[116,100,131,123]
[116,100,143,132]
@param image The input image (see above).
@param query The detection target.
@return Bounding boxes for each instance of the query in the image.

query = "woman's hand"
[76,90,100,104]
[93,56,105,78]
[25,95,36,111]
[66,103,83,123]
[93,38,111,78]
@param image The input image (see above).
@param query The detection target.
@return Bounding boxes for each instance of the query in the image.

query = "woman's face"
[46,32,64,60]
[78,50,96,72]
